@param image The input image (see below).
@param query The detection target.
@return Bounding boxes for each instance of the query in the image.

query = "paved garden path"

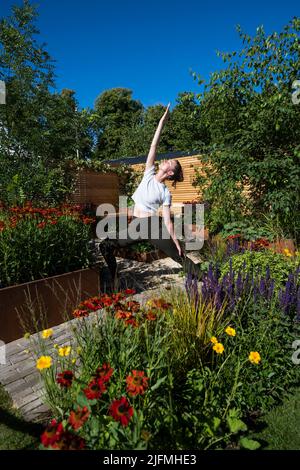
[0,253,202,424]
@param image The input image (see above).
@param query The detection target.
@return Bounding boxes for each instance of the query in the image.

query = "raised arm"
[145,103,170,170]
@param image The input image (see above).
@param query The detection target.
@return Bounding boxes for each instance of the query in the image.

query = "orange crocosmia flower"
[69,406,90,430]
[126,370,149,396]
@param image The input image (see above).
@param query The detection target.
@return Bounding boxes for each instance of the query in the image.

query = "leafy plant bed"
[33,278,300,450]
[0,202,95,288]
[0,266,100,343]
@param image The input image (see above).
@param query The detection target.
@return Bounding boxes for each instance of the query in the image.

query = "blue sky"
[1,0,299,110]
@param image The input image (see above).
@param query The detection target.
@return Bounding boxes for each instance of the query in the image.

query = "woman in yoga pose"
[99,103,200,290]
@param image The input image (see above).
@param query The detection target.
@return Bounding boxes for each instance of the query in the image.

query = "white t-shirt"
[131,165,172,214]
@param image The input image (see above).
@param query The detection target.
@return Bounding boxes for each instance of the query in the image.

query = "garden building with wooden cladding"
[71,151,204,209]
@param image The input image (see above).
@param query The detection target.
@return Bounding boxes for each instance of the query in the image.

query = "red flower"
[37,221,46,229]
[148,298,172,310]
[73,308,90,318]
[111,292,125,302]
[81,300,99,311]
[126,370,149,397]
[109,397,134,426]
[69,406,90,430]
[82,217,95,224]
[125,300,140,312]
[124,288,136,296]
[227,234,241,240]
[94,363,114,383]
[56,370,74,388]
[115,309,127,320]
[41,419,64,448]
[83,378,106,400]
[125,319,139,328]
[145,310,157,321]
[100,295,114,307]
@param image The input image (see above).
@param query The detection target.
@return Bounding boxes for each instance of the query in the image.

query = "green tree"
[94,88,143,160]
[192,18,300,237]
[0,0,55,155]
[0,1,94,205]
[168,91,209,151]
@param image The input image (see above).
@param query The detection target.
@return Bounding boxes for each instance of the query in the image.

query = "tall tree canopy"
[192,17,300,236]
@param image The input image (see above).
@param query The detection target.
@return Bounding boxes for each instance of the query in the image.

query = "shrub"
[0,203,95,287]
[220,250,297,288]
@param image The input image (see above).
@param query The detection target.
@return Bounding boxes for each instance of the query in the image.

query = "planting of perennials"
[31,250,300,451]
[0,201,96,287]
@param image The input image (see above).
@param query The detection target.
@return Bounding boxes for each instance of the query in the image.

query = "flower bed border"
[0,266,100,343]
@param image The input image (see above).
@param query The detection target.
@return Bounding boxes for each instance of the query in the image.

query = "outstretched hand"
[160,102,170,124]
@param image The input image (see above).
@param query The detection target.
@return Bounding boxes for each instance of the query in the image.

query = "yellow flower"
[41,328,53,339]
[213,342,224,354]
[58,346,71,357]
[36,356,52,370]
[71,358,77,364]
[24,332,31,339]
[225,326,236,337]
[283,248,292,257]
[249,351,261,364]
[210,336,218,344]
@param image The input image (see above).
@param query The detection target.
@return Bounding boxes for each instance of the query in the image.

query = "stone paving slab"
[0,255,199,424]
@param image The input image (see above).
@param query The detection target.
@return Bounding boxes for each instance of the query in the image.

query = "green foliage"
[193,18,300,237]
[0,2,96,206]
[129,241,154,254]
[220,249,296,288]
[220,221,275,241]
[0,208,94,287]
[93,88,143,160]
[254,387,300,450]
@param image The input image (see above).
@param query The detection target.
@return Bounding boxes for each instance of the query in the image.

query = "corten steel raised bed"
[0,266,100,343]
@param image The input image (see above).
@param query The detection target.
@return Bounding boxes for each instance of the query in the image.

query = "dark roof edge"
[105,150,202,165]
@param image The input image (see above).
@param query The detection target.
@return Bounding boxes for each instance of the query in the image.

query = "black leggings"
[99,215,200,279]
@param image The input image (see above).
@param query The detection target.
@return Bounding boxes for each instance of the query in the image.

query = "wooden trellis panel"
[131,155,205,206]
[71,170,119,207]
